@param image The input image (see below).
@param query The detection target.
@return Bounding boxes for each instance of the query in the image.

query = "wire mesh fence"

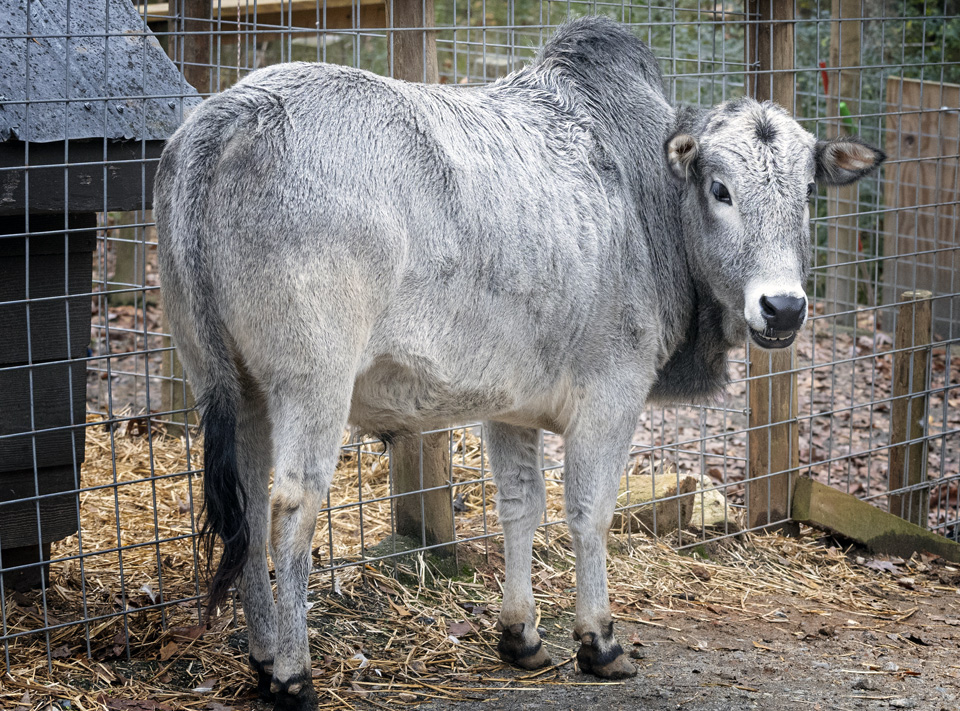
[1,0,957,675]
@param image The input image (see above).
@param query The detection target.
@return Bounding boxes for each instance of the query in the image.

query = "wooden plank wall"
[146,0,388,42]
[883,77,960,339]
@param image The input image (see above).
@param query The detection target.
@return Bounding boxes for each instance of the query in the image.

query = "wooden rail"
[745,0,801,534]
[144,0,387,37]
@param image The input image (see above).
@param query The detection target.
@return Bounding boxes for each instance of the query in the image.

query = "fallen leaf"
[864,558,902,574]
[159,641,178,661]
[192,677,218,693]
[170,624,206,641]
[897,577,917,590]
[97,696,173,711]
[447,620,474,638]
[458,601,487,616]
[50,644,72,659]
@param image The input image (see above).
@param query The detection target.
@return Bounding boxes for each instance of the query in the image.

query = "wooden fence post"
[745,0,800,534]
[161,0,210,435]
[888,290,932,527]
[824,0,863,327]
[107,211,140,306]
[389,0,454,552]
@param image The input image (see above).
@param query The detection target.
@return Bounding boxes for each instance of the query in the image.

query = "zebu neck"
[532,24,731,403]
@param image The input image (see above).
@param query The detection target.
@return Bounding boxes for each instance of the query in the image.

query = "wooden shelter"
[0,0,201,590]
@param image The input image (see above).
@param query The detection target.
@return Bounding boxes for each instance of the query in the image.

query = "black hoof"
[575,630,637,680]
[496,622,552,670]
[270,673,318,711]
[249,655,275,702]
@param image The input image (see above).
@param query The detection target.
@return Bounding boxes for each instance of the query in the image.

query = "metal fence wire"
[1,0,958,673]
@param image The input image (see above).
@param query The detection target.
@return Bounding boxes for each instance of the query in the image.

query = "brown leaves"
[158,640,179,661]
[862,557,904,575]
[169,623,207,642]
[97,695,172,711]
[447,620,474,638]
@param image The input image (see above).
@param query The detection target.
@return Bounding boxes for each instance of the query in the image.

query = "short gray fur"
[154,17,883,710]
[0,0,201,143]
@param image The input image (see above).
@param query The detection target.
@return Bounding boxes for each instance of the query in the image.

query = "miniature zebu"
[155,16,883,710]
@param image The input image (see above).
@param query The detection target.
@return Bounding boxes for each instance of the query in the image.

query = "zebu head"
[664,98,884,349]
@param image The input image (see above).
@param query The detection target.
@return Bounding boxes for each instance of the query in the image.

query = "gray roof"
[0,0,202,143]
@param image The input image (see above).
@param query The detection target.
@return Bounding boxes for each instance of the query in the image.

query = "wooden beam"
[747,0,795,110]
[391,0,438,83]
[0,141,164,216]
[146,0,369,21]
[747,347,800,532]
[793,477,960,563]
[391,433,454,549]
[388,0,452,553]
[745,0,800,535]
[825,0,862,326]
[146,0,387,41]
[888,290,932,526]
[161,2,207,434]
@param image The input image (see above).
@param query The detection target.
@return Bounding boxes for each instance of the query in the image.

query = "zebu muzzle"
[749,292,805,348]
[743,283,807,350]
[749,326,798,349]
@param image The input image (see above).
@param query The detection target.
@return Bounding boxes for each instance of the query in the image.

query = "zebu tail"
[155,100,253,617]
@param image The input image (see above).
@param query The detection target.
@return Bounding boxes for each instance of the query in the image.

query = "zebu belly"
[348,354,518,437]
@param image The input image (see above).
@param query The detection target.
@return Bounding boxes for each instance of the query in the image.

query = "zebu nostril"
[759,294,806,331]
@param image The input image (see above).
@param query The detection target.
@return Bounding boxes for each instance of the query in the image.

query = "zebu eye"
[710,180,732,205]
[807,182,817,200]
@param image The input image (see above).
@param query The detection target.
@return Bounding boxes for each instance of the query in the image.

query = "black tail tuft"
[199,390,248,618]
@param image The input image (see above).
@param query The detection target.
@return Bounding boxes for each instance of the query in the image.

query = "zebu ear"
[665,133,699,181]
[814,136,885,186]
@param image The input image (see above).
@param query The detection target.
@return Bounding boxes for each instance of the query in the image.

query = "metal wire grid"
[1,0,957,668]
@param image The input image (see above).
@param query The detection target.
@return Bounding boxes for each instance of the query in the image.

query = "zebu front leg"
[487,422,551,670]
[564,407,639,680]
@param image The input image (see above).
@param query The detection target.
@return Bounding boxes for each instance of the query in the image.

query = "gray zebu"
[155,16,883,710]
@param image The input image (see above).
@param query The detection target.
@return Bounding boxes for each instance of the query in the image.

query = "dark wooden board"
[0,213,97,256]
[0,360,87,473]
[793,477,960,563]
[0,464,81,549]
[0,140,165,215]
[0,215,95,363]
[0,542,53,591]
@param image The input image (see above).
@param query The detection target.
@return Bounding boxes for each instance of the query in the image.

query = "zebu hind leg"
[234,372,278,701]
[487,422,551,670]
[267,377,354,711]
[563,409,638,680]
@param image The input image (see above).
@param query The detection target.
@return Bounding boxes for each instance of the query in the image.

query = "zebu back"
[164,61,654,436]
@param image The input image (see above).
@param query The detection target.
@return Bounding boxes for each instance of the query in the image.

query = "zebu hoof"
[249,655,275,701]
[270,673,318,711]
[496,621,552,670]
[574,631,637,680]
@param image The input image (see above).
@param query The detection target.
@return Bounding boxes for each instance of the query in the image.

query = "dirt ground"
[415,584,960,711]
[274,538,960,711]
[6,529,960,711]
